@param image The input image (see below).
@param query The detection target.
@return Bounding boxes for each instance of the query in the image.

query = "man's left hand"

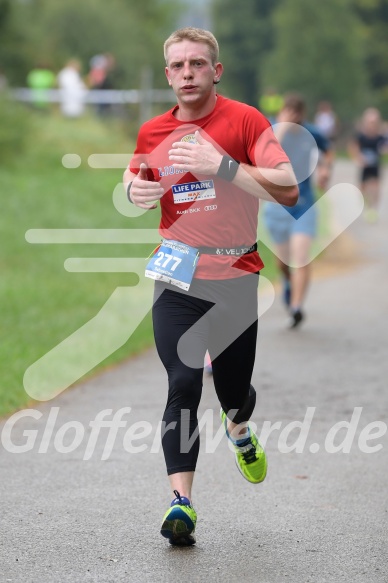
[168,130,223,175]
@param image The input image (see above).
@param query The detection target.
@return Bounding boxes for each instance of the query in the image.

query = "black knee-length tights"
[152,274,259,475]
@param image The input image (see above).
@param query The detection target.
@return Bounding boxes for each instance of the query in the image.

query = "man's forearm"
[232,162,299,206]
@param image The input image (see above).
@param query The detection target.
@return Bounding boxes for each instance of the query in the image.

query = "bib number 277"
[145,239,199,291]
[153,251,182,271]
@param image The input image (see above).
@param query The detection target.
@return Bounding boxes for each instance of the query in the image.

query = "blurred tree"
[262,0,367,121]
[352,0,388,116]
[212,0,280,106]
[0,0,37,82]
[0,0,10,30]
[0,0,181,88]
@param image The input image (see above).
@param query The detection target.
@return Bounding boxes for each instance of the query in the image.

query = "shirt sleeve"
[127,124,154,180]
[245,109,290,169]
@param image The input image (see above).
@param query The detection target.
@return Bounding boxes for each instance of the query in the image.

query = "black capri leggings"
[152,273,259,475]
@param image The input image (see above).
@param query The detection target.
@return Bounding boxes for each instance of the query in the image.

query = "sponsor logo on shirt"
[180,134,197,144]
[172,180,216,204]
[177,208,201,215]
[158,165,185,177]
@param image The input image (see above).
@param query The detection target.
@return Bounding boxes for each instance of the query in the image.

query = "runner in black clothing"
[349,107,388,222]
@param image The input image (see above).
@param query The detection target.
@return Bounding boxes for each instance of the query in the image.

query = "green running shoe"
[160,490,197,546]
[221,409,267,484]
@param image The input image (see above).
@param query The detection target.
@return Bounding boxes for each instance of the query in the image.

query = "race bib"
[145,240,199,291]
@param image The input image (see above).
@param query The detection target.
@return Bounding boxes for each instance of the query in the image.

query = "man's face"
[165,40,222,106]
[363,111,381,135]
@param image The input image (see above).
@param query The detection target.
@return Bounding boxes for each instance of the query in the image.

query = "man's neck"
[174,94,218,122]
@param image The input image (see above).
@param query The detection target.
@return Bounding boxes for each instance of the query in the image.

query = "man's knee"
[223,385,256,424]
[167,367,203,410]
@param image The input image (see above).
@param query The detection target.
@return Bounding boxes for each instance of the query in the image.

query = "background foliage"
[261,0,367,120]
[1,0,388,416]
[212,0,388,120]
[1,0,388,119]
[0,0,181,88]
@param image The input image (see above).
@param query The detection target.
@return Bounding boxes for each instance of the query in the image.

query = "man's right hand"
[129,163,164,209]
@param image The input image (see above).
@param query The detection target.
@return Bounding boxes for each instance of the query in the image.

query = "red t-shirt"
[129,94,289,279]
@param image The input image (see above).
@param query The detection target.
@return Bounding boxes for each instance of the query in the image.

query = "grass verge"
[1,110,159,416]
[1,108,334,417]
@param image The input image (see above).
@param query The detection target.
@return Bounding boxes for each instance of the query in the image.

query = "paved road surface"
[1,161,387,583]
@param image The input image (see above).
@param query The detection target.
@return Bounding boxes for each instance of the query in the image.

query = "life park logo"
[22,123,364,405]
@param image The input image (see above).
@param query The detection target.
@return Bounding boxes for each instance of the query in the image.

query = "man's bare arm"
[168,131,299,207]
[123,163,164,209]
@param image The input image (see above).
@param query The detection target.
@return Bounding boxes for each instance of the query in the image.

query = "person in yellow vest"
[26,63,56,110]
[259,87,284,124]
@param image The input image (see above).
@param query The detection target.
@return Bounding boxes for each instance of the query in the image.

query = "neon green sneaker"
[160,490,197,546]
[221,409,267,484]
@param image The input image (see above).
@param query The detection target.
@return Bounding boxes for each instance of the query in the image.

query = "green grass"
[1,110,160,416]
[0,108,332,417]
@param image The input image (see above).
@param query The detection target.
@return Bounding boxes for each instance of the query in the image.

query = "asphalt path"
[1,161,387,583]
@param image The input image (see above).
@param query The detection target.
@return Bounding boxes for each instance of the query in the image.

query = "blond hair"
[164,27,219,65]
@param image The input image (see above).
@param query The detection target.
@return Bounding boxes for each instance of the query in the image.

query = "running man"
[263,93,333,328]
[349,107,388,223]
[123,27,298,546]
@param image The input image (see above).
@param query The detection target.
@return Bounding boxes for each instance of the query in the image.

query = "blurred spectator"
[259,87,284,124]
[88,54,108,87]
[263,93,333,328]
[314,101,338,144]
[87,53,117,116]
[348,107,388,223]
[57,59,87,118]
[26,63,56,110]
